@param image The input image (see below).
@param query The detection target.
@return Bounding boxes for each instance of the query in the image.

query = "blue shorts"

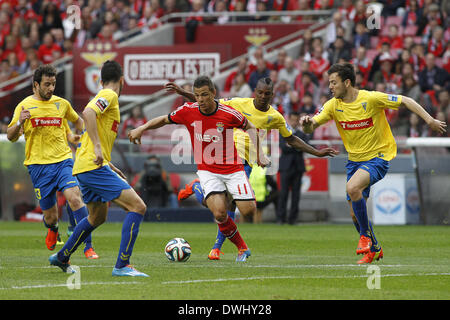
[244,161,252,178]
[27,158,78,211]
[346,157,389,201]
[76,165,131,203]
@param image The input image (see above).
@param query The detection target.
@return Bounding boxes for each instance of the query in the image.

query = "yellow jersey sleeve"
[275,113,293,138]
[87,89,119,115]
[313,99,335,125]
[369,91,402,110]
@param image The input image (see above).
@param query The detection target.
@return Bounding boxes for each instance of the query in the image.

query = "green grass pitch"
[0,221,449,300]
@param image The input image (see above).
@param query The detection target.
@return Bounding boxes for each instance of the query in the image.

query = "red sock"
[218,216,247,250]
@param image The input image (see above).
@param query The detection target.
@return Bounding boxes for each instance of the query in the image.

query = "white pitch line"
[162,273,450,285]
[0,281,143,290]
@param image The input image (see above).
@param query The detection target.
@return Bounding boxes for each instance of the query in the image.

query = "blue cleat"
[236,249,251,262]
[112,265,149,277]
[49,253,76,274]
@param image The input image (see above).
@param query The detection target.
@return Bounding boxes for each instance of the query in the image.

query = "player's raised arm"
[400,95,447,134]
[83,107,103,166]
[7,106,30,142]
[165,82,196,102]
[128,115,171,145]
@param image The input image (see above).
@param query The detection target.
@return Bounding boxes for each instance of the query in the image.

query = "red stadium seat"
[404,25,418,36]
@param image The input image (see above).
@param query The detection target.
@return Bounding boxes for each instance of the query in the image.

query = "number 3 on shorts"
[34,188,41,200]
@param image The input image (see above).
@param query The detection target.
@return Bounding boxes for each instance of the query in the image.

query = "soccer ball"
[165,238,191,262]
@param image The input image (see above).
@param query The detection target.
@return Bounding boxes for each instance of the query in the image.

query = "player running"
[129,76,270,262]
[7,64,98,259]
[165,78,338,259]
[49,60,148,277]
[300,63,446,264]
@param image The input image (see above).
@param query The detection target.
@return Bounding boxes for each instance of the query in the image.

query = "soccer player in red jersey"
[128,76,269,261]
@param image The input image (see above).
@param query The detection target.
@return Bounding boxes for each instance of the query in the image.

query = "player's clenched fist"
[128,127,144,144]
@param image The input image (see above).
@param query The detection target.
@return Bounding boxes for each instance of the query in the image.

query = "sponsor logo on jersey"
[31,117,62,127]
[339,118,373,130]
[111,120,119,133]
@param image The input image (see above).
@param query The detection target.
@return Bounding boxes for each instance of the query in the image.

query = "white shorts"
[197,170,255,201]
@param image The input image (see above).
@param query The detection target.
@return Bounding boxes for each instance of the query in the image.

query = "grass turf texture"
[0,221,449,300]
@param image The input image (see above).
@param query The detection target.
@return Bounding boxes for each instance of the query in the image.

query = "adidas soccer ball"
[165,238,191,262]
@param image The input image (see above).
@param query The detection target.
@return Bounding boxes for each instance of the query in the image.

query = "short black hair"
[193,75,215,92]
[256,77,274,90]
[101,60,123,85]
[327,63,356,86]
[33,64,57,85]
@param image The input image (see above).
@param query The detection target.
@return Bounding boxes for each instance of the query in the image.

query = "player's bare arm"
[73,116,84,134]
[83,107,104,166]
[165,82,195,102]
[284,134,339,158]
[243,120,271,167]
[400,96,447,134]
[128,115,171,145]
[109,161,127,180]
[7,106,30,142]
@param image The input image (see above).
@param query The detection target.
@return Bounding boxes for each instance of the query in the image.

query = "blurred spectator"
[310,45,330,81]
[229,72,252,98]
[248,58,271,91]
[378,24,404,52]
[328,36,351,66]
[373,52,400,94]
[277,112,309,225]
[427,26,445,57]
[298,92,316,115]
[120,106,148,139]
[0,59,19,91]
[272,79,298,115]
[1,116,10,133]
[253,0,269,22]
[353,21,370,49]
[418,53,450,92]
[401,0,420,27]
[272,47,288,72]
[436,90,449,113]
[278,56,299,88]
[38,32,62,64]
[295,71,318,107]
[407,113,428,137]
[352,46,372,84]
[224,57,251,92]
[39,2,63,36]
[138,5,162,32]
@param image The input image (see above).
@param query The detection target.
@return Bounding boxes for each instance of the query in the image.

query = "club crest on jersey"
[95,97,109,111]
[216,122,224,133]
[361,102,367,112]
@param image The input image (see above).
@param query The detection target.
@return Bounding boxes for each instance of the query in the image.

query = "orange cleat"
[356,235,372,255]
[208,248,224,260]
[45,228,58,251]
[84,247,99,259]
[357,248,383,264]
[178,178,200,201]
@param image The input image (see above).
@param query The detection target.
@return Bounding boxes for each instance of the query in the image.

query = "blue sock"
[71,206,93,252]
[352,217,360,233]
[212,211,235,250]
[192,182,204,204]
[66,204,76,228]
[58,217,96,262]
[368,221,380,252]
[115,212,143,269]
[351,198,370,237]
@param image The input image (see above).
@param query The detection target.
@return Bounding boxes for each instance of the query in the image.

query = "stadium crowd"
[0,0,449,139]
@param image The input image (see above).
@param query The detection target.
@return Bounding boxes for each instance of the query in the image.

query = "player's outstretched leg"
[66,204,99,259]
[111,189,148,277]
[43,208,60,251]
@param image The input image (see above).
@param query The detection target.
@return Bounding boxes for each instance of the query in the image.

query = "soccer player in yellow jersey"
[166,78,338,259]
[300,63,447,264]
[7,65,98,259]
[49,61,149,277]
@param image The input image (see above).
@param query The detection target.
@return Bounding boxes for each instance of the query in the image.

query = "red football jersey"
[168,101,248,174]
